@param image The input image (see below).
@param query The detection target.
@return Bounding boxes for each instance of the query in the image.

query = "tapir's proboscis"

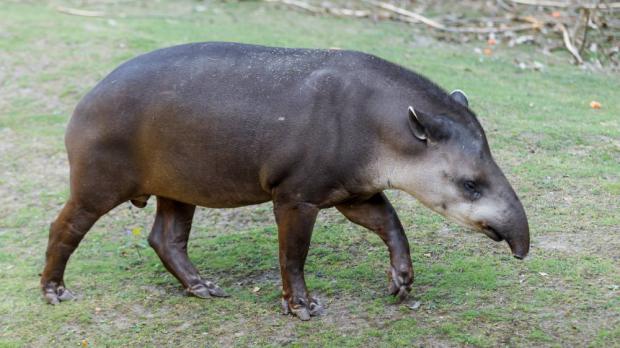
[41,42,530,320]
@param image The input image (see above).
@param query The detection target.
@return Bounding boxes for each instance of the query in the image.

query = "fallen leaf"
[95,307,101,313]
[81,340,88,347]
[539,272,549,277]
[483,48,493,56]
[551,11,562,18]
[131,227,142,236]
[590,101,602,109]
[252,286,261,293]
[487,38,497,46]
[423,253,432,257]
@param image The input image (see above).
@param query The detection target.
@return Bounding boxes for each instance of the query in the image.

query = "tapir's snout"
[491,196,530,260]
[507,225,530,260]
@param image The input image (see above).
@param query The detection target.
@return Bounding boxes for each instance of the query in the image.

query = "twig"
[509,0,620,10]
[454,23,538,33]
[56,6,106,17]
[575,8,591,52]
[559,23,584,63]
[363,0,447,30]
[366,0,538,33]
[518,15,548,28]
[497,0,517,11]
[265,0,370,17]
[327,8,370,18]
[264,0,322,13]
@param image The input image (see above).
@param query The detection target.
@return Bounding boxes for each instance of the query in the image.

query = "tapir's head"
[382,90,529,259]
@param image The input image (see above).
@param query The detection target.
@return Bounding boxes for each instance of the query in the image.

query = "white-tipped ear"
[408,106,427,141]
[450,89,469,107]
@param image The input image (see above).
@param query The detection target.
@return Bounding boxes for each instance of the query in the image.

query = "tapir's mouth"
[482,226,504,242]
[445,216,505,243]
[449,217,529,259]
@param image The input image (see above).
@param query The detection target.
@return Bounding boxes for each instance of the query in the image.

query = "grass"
[0,0,619,347]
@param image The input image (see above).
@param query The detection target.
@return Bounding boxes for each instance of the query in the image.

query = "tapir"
[41,42,530,320]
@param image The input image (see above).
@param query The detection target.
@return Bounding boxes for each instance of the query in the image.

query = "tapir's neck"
[365,146,428,195]
[363,139,451,213]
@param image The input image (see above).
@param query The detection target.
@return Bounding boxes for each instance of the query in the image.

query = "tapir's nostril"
[513,254,524,260]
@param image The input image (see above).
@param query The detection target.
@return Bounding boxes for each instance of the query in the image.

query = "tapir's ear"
[408,106,427,141]
[450,89,469,107]
[408,106,452,142]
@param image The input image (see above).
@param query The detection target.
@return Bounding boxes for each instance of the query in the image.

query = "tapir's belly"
[144,156,272,209]
[133,115,275,208]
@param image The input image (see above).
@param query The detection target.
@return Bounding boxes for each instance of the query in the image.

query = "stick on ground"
[56,6,106,17]
[559,23,584,64]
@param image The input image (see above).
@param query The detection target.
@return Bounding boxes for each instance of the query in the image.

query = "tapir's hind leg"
[148,197,227,298]
[41,147,140,304]
[41,196,123,304]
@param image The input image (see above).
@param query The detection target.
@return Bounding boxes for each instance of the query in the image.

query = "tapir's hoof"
[187,281,229,299]
[388,267,413,301]
[281,297,323,321]
[43,284,75,305]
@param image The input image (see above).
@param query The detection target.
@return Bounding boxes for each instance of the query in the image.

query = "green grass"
[0,0,619,347]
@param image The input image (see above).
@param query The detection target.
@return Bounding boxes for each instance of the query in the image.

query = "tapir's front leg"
[336,193,413,299]
[273,201,323,321]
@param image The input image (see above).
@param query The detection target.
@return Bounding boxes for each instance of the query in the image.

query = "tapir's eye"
[463,180,481,200]
[464,180,476,191]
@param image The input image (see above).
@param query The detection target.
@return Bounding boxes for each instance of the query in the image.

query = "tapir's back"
[66,42,382,207]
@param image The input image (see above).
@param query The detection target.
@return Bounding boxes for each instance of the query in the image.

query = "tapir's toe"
[282,296,323,321]
[187,284,211,299]
[187,281,228,299]
[43,284,75,305]
[308,298,324,316]
[388,266,413,301]
[44,291,60,305]
[204,281,229,297]
[57,287,75,301]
